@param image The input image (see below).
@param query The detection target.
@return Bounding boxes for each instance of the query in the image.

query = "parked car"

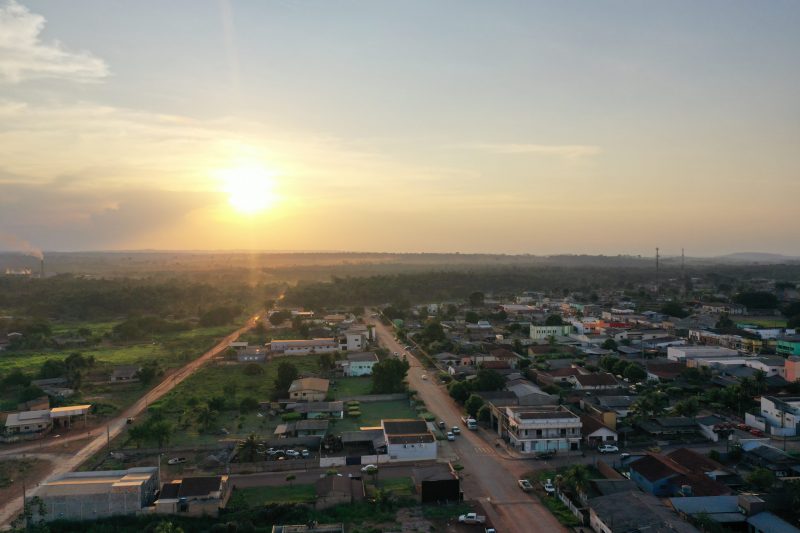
[301,449,310,458]
[534,451,554,460]
[421,374,428,380]
[458,513,486,524]
[517,479,533,492]
[285,449,300,458]
[737,423,750,431]
[750,429,765,437]
[543,479,556,495]
[167,457,187,465]
[438,420,446,429]
[361,464,378,473]
[451,426,461,435]
[126,418,135,424]
[447,432,455,441]
[620,452,631,460]
[485,529,497,533]
[598,444,620,454]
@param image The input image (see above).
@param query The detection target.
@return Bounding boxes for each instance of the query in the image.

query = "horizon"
[2,1,799,255]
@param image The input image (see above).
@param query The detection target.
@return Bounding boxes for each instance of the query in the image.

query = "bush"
[281,412,301,422]
[347,410,361,417]
[239,397,259,413]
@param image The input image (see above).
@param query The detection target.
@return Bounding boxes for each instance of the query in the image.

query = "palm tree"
[739,377,754,397]
[195,405,217,432]
[238,434,259,463]
[562,464,591,497]
[753,370,767,395]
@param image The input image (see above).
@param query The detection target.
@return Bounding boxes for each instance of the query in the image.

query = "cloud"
[0,0,108,83]
[468,143,602,158]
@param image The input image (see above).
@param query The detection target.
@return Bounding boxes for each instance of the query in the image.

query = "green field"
[337,400,418,432]
[332,376,373,398]
[229,484,316,508]
[739,317,787,328]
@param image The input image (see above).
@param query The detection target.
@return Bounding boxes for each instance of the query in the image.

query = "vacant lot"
[337,399,417,432]
[331,376,373,398]
[229,484,316,508]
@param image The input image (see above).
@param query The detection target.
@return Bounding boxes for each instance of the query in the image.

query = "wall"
[387,442,437,461]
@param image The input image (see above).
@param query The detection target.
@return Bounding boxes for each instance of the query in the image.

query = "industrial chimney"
[40,258,44,278]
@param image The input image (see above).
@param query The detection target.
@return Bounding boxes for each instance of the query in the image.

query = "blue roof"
[747,512,800,533]
[669,496,739,516]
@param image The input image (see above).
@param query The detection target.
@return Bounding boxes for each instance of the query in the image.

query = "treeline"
[0,275,281,322]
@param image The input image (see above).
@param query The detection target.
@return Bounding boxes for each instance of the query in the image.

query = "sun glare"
[219,164,277,214]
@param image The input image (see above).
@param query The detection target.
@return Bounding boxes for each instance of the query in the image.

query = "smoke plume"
[0,232,44,260]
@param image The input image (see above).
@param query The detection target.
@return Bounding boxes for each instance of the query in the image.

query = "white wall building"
[503,405,581,453]
[758,396,800,437]
[382,419,437,461]
[666,346,740,362]
[530,324,574,340]
[340,352,379,376]
[269,338,339,355]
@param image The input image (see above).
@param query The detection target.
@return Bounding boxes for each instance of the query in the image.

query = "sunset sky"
[1,1,798,256]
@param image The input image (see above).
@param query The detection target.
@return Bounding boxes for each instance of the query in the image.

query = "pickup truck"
[461,416,478,430]
[458,512,486,524]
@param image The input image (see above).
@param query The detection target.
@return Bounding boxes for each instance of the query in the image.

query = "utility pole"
[655,247,660,295]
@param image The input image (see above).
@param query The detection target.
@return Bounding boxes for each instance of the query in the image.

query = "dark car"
[535,452,554,460]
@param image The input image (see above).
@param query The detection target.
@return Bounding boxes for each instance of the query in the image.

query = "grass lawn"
[376,476,415,498]
[331,376,373,398]
[230,484,316,507]
[336,399,417,432]
[739,317,787,328]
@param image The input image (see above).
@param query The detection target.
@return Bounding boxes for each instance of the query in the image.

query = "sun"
[219,163,277,214]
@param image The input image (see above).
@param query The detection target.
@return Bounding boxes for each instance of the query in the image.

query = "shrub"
[281,412,301,422]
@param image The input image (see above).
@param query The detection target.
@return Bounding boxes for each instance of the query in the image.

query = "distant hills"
[713,252,800,264]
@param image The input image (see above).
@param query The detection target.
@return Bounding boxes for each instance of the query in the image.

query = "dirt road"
[0,314,261,526]
[368,316,567,533]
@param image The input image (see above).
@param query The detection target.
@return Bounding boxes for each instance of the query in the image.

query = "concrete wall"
[387,442,437,461]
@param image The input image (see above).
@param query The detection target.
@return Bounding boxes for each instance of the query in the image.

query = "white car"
[598,444,620,454]
[447,432,455,441]
[361,464,378,472]
[167,457,187,465]
[421,374,427,380]
[543,479,556,495]
[285,449,300,458]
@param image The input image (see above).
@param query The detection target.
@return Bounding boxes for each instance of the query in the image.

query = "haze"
[1,1,798,256]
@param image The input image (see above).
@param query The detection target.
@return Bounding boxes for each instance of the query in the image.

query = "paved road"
[0,314,262,527]
[368,315,567,533]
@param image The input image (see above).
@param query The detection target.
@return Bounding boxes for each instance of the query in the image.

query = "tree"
[746,468,775,491]
[448,381,470,403]
[465,311,480,323]
[734,291,778,310]
[468,292,485,307]
[195,405,218,432]
[238,434,260,463]
[477,404,491,423]
[715,313,735,329]
[661,301,689,318]
[465,394,485,417]
[154,522,185,533]
[600,355,620,372]
[239,397,259,413]
[371,358,410,394]
[601,338,618,351]
[623,364,647,382]
[38,359,66,379]
[472,369,506,392]
[672,397,699,417]
[223,383,238,398]
[545,315,564,326]
[612,359,630,376]
[561,464,591,495]
[268,309,292,325]
[127,424,149,448]
[148,420,173,448]
[273,362,299,398]
[752,370,767,395]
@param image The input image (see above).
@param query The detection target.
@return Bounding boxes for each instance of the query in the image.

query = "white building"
[757,396,800,437]
[666,345,740,362]
[340,352,379,376]
[382,419,437,461]
[503,405,581,453]
[530,324,574,340]
[269,338,339,355]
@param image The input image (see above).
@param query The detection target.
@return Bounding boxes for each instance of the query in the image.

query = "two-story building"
[757,396,800,437]
[501,405,581,453]
[382,419,437,461]
[777,335,800,357]
[530,324,574,340]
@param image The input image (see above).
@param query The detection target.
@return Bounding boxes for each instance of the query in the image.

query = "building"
[580,415,617,448]
[3,404,91,441]
[154,475,230,516]
[412,465,460,503]
[667,345,740,362]
[502,405,581,454]
[568,373,619,390]
[34,467,159,522]
[645,362,685,382]
[530,324,573,340]
[339,352,379,376]
[314,476,364,510]
[237,347,267,362]
[270,339,339,355]
[291,401,344,419]
[110,365,140,382]
[382,419,437,461]
[777,336,800,357]
[628,454,730,497]
[288,378,330,401]
[701,302,746,315]
[756,396,800,437]
[271,525,344,533]
[342,329,369,352]
[588,490,699,533]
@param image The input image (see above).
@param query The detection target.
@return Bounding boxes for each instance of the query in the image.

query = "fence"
[338,393,407,403]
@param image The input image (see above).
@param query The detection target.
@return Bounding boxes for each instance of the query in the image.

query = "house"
[291,401,344,419]
[596,395,637,419]
[701,302,746,315]
[785,356,800,382]
[155,475,230,516]
[269,339,339,355]
[288,378,330,401]
[668,495,746,527]
[342,330,368,352]
[569,373,618,390]
[295,419,330,437]
[506,379,558,406]
[489,348,519,367]
[777,335,800,357]
[535,366,586,385]
[412,465,460,503]
[110,365,140,382]
[637,417,698,438]
[530,324,573,340]
[465,321,494,341]
[741,443,800,478]
[580,415,617,448]
[33,467,159,522]
[339,352,378,376]
[17,396,49,412]
[501,405,581,453]
[3,404,91,441]
[747,511,800,533]
[756,396,800,437]
[667,346,740,362]
[628,454,730,497]
[588,490,699,533]
[314,476,364,510]
[382,419,437,461]
[432,352,459,367]
[645,362,685,382]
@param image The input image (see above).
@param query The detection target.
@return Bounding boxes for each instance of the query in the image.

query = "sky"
[0,0,798,256]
